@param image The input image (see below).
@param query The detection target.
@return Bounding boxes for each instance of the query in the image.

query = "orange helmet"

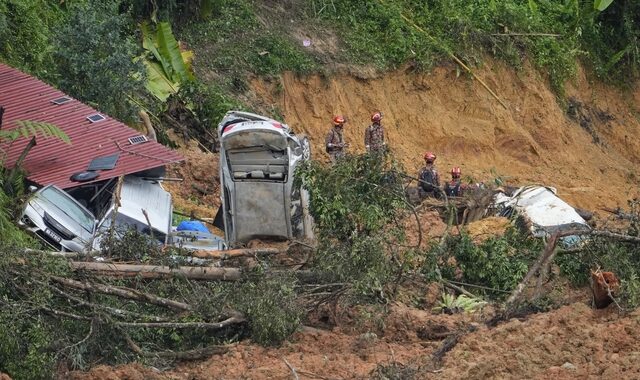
[371,112,382,123]
[451,167,461,178]
[333,115,346,126]
[423,151,436,162]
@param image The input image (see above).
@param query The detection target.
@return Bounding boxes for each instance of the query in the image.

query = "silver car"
[19,185,96,252]
[217,111,313,245]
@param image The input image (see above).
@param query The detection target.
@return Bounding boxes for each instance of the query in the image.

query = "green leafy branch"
[1,121,71,145]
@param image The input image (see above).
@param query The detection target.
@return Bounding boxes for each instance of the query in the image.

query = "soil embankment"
[250,60,640,212]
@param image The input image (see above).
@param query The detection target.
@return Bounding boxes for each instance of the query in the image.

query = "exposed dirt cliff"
[248,59,640,212]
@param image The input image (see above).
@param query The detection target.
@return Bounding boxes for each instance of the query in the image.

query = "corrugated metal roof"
[0,64,183,189]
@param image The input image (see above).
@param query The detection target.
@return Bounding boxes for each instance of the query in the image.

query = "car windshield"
[40,187,95,233]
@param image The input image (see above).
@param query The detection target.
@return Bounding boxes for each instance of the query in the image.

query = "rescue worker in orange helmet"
[444,167,466,197]
[364,111,386,154]
[325,115,349,163]
[418,151,440,198]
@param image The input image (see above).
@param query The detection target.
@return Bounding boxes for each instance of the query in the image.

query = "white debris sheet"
[494,185,590,242]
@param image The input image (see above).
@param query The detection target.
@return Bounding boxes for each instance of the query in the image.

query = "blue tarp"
[177,220,209,233]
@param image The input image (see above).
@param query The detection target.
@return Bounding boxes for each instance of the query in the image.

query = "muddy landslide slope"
[250,59,640,211]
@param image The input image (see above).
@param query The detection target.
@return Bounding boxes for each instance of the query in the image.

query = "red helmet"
[333,115,346,126]
[371,112,382,123]
[451,167,461,178]
[423,151,436,162]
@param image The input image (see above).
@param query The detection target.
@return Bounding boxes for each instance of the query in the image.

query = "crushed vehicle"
[493,185,590,246]
[20,175,225,253]
[90,175,173,248]
[19,185,97,252]
[216,111,313,246]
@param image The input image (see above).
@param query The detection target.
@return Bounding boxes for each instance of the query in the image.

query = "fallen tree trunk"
[506,228,592,308]
[50,276,193,311]
[69,262,242,281]
[23,248,99,258]
[116,313,245,329]
[191,247,281,259]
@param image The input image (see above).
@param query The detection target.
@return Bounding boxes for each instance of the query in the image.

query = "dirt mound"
[163,133,221,230]
[466,216,511,242]
[71,301,640,380]
[72,58,640,380]
[404,209,448,248]
[437,303,640,379]
[249,59,640,212]
[68,363,165,380]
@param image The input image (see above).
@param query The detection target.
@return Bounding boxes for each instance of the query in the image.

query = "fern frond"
[1,121,72,144]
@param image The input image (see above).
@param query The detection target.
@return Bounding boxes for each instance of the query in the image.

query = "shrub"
[235,271,302,346]
[296,153,409,299]
[430,227,543,299]
[53,0,145,122]
[0,0,68,75]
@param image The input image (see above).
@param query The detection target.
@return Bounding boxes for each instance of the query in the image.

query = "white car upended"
[493,185,590,246]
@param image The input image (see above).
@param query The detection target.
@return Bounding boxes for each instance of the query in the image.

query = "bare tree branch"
[50,276,193,311]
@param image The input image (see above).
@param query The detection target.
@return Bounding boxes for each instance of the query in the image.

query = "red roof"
[0,64,183,189]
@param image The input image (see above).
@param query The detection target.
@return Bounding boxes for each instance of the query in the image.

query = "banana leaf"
[140,21,194,101]
[143,60,179,102]
[594,0,614,11]
[156,22,194,83]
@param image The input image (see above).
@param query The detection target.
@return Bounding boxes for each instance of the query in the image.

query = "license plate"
[44,228,62,243]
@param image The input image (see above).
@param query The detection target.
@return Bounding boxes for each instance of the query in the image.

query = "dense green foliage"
[318,0,640,93]
[428,227,544,299]
[0,241,303,378]
[1,0,639,129]
[0,0,70,75]
[53,1,145,122]
[178,0,318,88]
[297,153,410,299]
[235,271,302,346]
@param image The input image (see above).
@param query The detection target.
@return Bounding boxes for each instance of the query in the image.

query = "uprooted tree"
[0,228,303,377]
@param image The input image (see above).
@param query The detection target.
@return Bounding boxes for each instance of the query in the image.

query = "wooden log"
[51,276,193,311]
[116,313,245,329]
[69,262,242,281]
[190,247,281,259]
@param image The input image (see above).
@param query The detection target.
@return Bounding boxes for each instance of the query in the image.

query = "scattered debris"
[591,270,620,309]
[19,175,227,254]
[494,185,591,246]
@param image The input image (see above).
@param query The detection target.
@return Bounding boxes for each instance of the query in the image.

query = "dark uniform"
[325,126,346,163]
[364,123,385,153]
[444,179,465,197]
[418,164,440,198]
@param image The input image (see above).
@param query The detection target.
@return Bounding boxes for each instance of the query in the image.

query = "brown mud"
[69,58,640,379]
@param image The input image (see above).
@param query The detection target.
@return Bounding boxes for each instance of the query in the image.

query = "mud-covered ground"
[66,214,639,380]
[65,57,640,379]
[71,299,640,380]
